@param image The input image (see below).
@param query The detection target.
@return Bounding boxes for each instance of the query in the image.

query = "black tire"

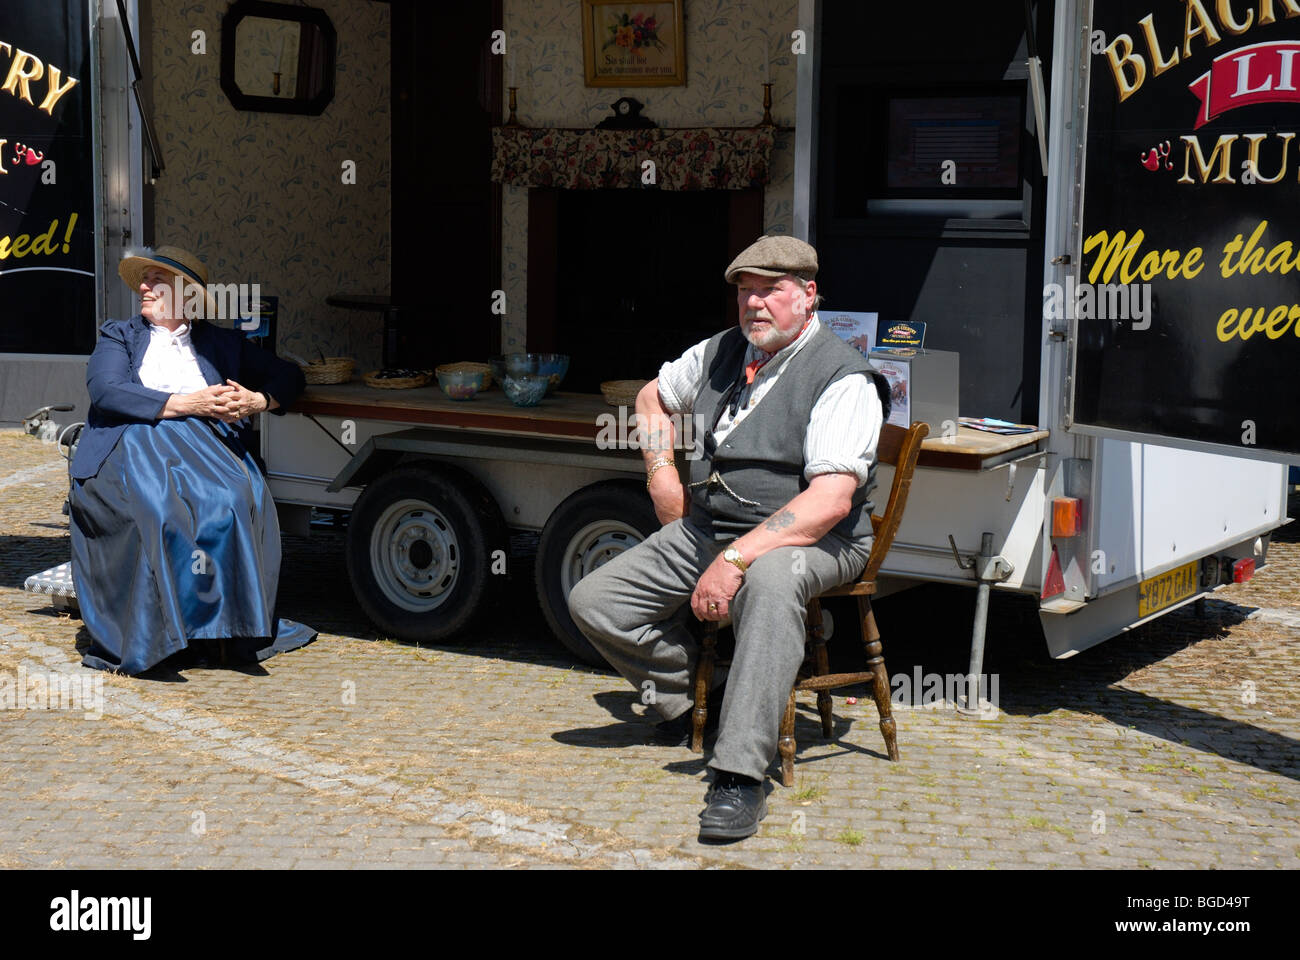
[346,463,506,643]
[535,479,660,666]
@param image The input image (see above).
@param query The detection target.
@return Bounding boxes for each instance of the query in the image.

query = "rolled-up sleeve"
[804,372,883,487]
[656,338,709,415]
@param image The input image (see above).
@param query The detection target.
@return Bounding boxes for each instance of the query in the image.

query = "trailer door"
[1066,0,1300,466]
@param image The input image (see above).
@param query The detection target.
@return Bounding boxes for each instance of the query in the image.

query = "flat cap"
[724,235,819,283]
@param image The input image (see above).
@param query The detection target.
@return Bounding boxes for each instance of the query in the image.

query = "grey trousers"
[567,517,872,782]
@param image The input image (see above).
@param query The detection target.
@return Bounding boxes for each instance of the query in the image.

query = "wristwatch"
[722,545,748,574]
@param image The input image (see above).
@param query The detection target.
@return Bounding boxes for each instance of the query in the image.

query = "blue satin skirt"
[69,416,317,675]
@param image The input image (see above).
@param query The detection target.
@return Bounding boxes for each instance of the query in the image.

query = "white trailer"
[255,0,1287,681]
[38,0,1289,678]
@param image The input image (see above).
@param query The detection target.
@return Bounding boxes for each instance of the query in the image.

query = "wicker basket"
[435,361,494,390]
[364,370,432,390]
[600,379,648,407]
[300,357,354,384]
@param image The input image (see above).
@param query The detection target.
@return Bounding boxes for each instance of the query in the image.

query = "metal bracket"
[947,534,1014,582]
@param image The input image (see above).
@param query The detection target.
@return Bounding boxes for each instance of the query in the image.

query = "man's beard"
[742,312,800,352]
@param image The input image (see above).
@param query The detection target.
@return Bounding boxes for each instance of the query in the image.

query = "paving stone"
[0,429,1296,869]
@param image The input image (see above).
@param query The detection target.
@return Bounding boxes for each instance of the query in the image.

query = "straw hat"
[118,245,216,319]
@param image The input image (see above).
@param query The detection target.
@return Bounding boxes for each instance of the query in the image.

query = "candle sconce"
[505,87,522,127]
[761,82,774,126]
[220,0,336,115]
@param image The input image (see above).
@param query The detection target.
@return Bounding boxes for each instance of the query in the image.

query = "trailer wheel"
[346,463,504,643]
[535,480,659,666]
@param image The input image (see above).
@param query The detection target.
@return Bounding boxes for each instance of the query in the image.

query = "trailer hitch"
[948,532,1014,718]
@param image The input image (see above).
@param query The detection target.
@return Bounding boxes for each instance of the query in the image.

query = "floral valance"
[490,126,775,191]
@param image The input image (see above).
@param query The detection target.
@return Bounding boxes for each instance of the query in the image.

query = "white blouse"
[137,322,211,395]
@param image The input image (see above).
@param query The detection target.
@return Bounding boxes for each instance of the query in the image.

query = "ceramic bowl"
[501,373,549,407]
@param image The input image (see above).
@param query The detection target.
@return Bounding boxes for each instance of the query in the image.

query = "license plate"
[1138,561,1199,618]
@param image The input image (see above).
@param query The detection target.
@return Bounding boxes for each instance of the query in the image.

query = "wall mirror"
[220,0,337,115]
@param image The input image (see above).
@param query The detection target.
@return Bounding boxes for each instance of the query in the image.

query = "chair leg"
[807,599,833,739]
[860,596,899,761]
[691,622,717,753]
[779,688,798,787]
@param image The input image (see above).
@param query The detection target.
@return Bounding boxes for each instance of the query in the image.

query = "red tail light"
[1232,558,1255,583]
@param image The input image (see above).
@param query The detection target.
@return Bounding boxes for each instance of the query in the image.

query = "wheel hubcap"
[370,499,460,612]
[560,520,645,595]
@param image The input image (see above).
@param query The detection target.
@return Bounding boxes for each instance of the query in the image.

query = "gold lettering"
[1083,229,1144,283]
[1217,307,1241,341]
[1264,240,1296,273]
[1180,134,1238,184]
[1259,0,1300,26]
[1139,15,1180,76]
[9,233,30,257]
[1264,305,1292,338]
[1138,250,1162,280]
[1180,247,1205,278]
[1183,0,1224,59]
[1243,307,1270,339]
[1291,305,1300,334]
[1244,132,1294,183]
[1234,220,1271,275]
[37,65,78,115]
[1,49,43,105]
[29,219,59,256]
[1216,0,1254,33]
[1105,33,1147,101]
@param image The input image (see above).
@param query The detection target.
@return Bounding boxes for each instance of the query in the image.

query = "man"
[568,235,889,843]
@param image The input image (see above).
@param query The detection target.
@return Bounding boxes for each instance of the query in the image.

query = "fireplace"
[527,186,764,393]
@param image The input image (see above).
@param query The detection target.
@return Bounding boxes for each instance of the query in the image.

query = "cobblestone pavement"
[1,429,1296,869]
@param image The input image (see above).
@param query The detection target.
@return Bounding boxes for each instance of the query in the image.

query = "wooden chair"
[691,421,930,786]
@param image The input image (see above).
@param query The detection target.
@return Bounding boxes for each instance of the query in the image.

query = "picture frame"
[580,0,686,87]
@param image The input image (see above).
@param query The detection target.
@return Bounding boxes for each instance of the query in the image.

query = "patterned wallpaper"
[500,0,800,351]
[150,0,390,372]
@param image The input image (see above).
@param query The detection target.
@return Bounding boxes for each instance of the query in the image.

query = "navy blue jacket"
[70,314,306,480]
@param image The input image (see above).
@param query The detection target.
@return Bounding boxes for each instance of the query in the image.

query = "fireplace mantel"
[490,126,776,191]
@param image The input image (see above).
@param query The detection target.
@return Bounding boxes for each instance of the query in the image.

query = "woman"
[69,245,317,674]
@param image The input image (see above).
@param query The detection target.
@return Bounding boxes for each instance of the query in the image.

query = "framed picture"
[581,0,686,87]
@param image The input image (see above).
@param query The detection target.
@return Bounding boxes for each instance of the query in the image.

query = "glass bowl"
[501,373,550,407]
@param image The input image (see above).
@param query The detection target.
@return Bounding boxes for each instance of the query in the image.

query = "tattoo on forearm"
[764,509,796,532]
[645,427,672,453]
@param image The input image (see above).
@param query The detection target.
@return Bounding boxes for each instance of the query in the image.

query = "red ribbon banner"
[1188,41,1300,129]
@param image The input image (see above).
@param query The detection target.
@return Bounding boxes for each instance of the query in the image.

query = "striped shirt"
[656,314,882,487]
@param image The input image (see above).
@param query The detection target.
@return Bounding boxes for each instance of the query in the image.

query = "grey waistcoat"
[687,323,891,542]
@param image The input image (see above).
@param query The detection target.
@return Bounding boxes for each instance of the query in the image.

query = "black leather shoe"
[698,774,767,843]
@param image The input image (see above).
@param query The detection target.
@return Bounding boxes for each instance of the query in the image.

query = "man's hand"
[691,552,744,621]
[648,466,689,526]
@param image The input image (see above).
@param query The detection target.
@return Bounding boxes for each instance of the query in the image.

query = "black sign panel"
[1074,1,1300,459]
[0,2,95,355]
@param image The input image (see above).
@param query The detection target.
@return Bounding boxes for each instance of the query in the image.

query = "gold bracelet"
[646,457,676,489]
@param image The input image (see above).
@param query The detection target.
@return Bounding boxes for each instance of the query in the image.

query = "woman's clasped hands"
[166,379,266,421]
